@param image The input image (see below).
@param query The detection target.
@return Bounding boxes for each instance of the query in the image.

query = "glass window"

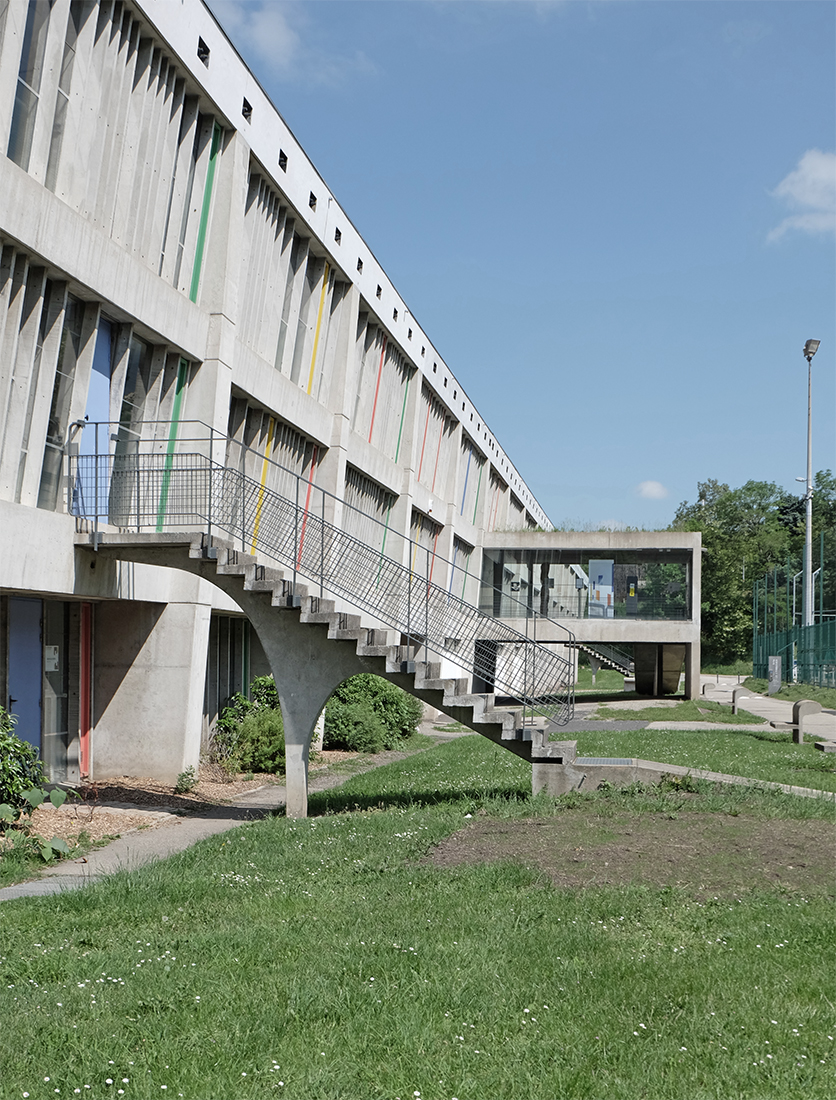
[38,294,84,509]
[7,0,55,170]
[45,0,88,191]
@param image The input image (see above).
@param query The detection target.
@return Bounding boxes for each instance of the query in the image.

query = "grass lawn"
[575,667,625,693]
[743,679,836,710]
[702,660,753,677]
[1,737,833,1100]
[596,699,767,725]
[0,829,100,889]
[573,727,836,793]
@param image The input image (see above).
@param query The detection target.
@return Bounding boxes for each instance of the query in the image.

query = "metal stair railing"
[579,642,634,675]
[68,422,575,726]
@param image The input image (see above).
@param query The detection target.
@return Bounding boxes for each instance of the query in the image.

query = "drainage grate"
[576,758,633,766]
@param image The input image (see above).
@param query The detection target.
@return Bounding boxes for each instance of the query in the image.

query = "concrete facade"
[0,0,700,797]
[0,0,551,788]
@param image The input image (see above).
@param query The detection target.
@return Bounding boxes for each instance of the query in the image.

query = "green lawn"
[574,727,836,793]
[596,699,767,725]
[575,667,625,692]
[0,737,833,1100]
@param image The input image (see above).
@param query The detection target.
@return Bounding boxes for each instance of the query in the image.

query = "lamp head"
[803,339,820,361]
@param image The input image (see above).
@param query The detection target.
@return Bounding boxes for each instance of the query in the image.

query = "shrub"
[0,710,45,815]
[324,675,423,752]
[174,766,197,793]
[324,699,388,753]
[236,708,285,773]
[212,676,284,775]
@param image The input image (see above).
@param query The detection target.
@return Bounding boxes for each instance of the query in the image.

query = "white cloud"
[637,480,669,500]
[207,1,374,86]
[768,149,836,242]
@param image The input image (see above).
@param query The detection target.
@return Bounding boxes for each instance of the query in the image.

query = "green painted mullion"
[189,122,222,304]
[157,121,221,530]
[156,357,189,531]
[471,462,484,526]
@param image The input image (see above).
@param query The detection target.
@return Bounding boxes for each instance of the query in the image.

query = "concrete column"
[91,598,211,782]
[684,642,700,700]
[319,284,361,528]
[222,586,372,818]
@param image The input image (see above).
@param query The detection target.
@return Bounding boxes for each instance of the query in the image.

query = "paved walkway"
[698,675,836,742]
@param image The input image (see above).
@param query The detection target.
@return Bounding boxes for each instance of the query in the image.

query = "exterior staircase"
[578,641,634,676]
[80,529,547,760]
[70,427,575,812]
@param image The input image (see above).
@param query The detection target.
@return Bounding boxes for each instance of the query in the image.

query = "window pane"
[18,0,53,92]
[7,81,38,169]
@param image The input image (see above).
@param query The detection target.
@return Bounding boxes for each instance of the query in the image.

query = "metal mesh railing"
[69,430,574,725]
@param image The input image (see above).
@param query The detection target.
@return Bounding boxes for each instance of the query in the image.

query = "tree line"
[669,472,836,664]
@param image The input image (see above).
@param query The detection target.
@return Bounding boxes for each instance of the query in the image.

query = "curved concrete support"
[84,539,373,817]
[223,593,372,818]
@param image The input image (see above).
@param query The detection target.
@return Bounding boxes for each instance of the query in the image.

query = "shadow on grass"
[573,691,686,704]
[305,785,530,817]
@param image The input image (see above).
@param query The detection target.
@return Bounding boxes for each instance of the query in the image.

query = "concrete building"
[0,0,699,814]
[479,531,701,698]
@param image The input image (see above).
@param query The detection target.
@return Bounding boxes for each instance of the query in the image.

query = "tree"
[670,479,800,663]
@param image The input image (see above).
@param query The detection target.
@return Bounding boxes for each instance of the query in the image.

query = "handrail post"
[240,459,246,553]
[293,473,299,595]
[425,544,429,658]
[320,486,324,599]
[136,449,141,532]
[407,538,412,645]
[93,422,100,551]
[207,427,213,548]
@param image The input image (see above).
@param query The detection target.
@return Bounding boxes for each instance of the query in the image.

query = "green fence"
[753,620,836,688]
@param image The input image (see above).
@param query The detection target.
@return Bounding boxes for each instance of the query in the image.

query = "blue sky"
[207,0,835,529]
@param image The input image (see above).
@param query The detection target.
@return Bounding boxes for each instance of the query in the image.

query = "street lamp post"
[802,339,820,628]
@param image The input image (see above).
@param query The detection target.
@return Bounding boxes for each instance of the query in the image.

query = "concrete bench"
[770,700,822,744]
[814,741,836,753]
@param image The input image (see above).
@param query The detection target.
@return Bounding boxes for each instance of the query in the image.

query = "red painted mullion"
[367,337,388,444]
[79,603,92,776]
[417,403,431,482]
[296,446,319,567]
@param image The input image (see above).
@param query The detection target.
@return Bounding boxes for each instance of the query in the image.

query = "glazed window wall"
[7,0,54,170]
[480,548,692,622]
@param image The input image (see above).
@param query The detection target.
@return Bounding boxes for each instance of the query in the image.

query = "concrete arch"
[82,535,378,817]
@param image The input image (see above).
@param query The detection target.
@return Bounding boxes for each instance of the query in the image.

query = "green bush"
[324,675,423,752]
[324,699,388,753]
[236,708,285,773]
[212,676,285,775]
[174,766,197,793]
[0,710,45,815]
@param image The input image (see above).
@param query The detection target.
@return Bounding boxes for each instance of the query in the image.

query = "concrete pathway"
[699,675,836,742]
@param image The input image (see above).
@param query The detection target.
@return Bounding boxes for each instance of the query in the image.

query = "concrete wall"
[92,600,211,782]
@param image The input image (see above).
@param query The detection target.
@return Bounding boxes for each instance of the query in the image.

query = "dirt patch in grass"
[424,811,836,897]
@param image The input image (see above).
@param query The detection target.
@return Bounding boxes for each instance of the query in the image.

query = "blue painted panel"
[8,597,42,750]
